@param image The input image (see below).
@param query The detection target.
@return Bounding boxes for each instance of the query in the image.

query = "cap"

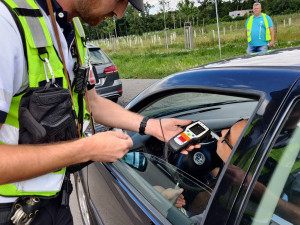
[128,0,144,11]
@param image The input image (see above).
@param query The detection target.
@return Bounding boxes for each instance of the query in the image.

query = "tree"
[178,0,198,22]
[159,0,170,29]
[102,18,116,37]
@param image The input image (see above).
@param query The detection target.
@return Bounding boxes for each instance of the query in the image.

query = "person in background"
[245,2,275,54]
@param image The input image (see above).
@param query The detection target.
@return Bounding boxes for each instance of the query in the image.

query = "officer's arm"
[0,123,132,185]
[87,87,145,133]
[86,88,199,152]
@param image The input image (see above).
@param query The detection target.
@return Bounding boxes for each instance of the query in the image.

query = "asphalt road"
[70,79,158,225]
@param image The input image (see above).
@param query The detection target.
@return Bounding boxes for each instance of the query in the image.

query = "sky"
[145,0,200,15]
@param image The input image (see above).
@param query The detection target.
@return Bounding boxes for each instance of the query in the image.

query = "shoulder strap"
[46,0,81,137]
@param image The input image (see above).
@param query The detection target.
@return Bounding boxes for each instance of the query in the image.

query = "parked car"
[87,44,122,102]
[75,47,300,225]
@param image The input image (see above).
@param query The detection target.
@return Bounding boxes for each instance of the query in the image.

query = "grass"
[90,13,300,79]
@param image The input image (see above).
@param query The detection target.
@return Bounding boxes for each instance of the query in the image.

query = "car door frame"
[203,77,300,225]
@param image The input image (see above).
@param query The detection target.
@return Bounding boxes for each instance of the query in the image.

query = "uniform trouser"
[0,193,73,225]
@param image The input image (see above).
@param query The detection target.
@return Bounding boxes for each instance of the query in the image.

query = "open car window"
[112,152,210,225]
[112,91,259,224]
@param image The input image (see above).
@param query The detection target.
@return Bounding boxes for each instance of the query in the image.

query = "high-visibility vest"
[246,13,271,43]
[0,0,87,197]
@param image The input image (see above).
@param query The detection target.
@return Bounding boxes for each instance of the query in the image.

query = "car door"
[85,86,266,225]
[205,83,300,225]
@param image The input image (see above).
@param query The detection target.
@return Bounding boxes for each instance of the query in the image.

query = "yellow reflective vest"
[246,13,271,43]
[0,0,87,197]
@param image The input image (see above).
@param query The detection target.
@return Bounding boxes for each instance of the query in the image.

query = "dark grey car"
[88,44,122,102]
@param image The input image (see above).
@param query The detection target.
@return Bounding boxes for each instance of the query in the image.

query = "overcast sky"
[145,0,200,15]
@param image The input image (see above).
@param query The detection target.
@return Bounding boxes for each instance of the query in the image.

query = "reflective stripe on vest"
[0,124,18,145]
[0,170,66,197]
[1,0,86,198]
[246,13,271,42]
[73,17,87,65]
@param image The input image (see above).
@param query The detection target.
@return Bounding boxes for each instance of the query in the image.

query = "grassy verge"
[91,14,300,79]
[110,43,246,79]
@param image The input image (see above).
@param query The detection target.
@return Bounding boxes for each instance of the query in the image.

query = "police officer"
[245,2,275,54]
[0,0,200,224]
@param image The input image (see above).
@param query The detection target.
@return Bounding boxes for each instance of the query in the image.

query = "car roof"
[191,47,300,69]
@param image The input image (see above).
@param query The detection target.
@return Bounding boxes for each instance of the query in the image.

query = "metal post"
[164,28,169,49]
[215,0,222,60]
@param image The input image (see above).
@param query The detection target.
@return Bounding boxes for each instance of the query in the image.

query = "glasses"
[222,129,233,150]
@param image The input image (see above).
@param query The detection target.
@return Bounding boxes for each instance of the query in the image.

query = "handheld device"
[168,121,210,153]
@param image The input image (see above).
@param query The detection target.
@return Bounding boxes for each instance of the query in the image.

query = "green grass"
[90,13,300,79]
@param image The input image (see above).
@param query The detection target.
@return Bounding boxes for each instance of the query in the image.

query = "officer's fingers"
[172,118,192,127]
[109,131,131,140]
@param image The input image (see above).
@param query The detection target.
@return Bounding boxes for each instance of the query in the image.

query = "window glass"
[141,92,255,118]
[112,152,210,225]
[114,91,258,224]
[240,101,300,225]
[88,48,110,64]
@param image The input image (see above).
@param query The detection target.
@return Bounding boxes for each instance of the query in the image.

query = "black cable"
[159,119,166,142]
[160,119,169,162]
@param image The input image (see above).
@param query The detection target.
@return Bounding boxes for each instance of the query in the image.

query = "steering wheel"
[168,138,224,191]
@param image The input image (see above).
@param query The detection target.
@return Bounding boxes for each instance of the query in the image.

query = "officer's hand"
[85,131,133,162]
[155,118,201,154]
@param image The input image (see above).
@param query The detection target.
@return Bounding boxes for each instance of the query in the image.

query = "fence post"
[184,22,194,50]
[111,35,115,52]
[164,28,169,49]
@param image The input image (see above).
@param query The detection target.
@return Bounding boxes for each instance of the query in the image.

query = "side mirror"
[122,152,147,172]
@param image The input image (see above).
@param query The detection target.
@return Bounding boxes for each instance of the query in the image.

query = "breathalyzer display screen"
[189,123,205,135]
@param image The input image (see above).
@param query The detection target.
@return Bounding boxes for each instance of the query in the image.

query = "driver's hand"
[154,186,185,207]
[175,194,186,208]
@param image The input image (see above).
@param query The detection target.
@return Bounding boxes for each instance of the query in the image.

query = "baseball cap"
[129,0,144,11]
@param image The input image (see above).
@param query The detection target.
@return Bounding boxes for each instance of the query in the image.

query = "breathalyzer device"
[168,121,210,153]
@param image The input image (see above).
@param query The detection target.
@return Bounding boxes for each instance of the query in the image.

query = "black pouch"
[18,85,79,144]
[73,63,89,94]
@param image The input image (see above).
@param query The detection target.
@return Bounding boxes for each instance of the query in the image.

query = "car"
[87,43,122,103]
[75,47,300,225]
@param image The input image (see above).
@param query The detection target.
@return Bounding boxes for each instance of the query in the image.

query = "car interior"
[111,90,260,224]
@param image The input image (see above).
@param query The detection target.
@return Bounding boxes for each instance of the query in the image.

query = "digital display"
[189,123,205,135]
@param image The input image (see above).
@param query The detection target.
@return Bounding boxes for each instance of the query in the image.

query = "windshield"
[142,93,255,118]
[88,48,111,64]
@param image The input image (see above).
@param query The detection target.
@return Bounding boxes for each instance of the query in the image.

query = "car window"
[88,48,110,64]
[112,152,209,225]
[240,101,300,225]
[112,91,259,224]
